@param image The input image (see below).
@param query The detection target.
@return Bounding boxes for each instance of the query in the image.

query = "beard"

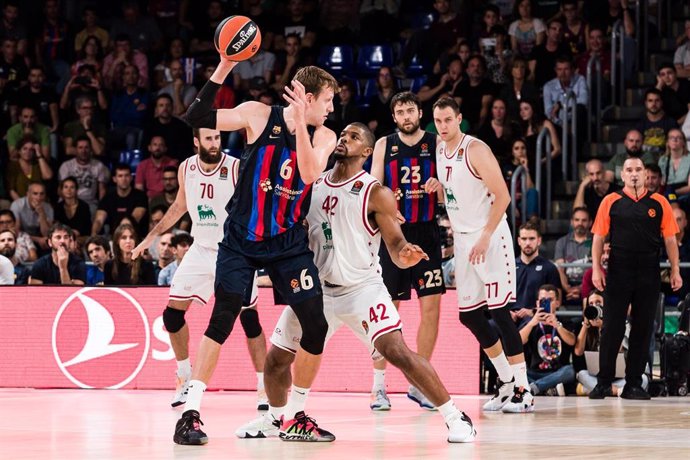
[398,118,420,135]
[625,148,641,157]
[521,246,536,257]
[0,246,14,258]
[198,144,221,164]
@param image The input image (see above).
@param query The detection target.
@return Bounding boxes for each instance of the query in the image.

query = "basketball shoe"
[446,411,477,443]
[171,374,189,408]
[235,413,280,439]
[370,388,391,411]
[482,377,515,411]
[173,410,208,445]
[501,386,535,413]
[407,385,437,411]
[279,411,335,442]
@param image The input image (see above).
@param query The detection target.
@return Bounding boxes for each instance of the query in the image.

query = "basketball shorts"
[454,219,516,312]
[270,278,402,360]
[379,220,446,301]
[169,242,258,307]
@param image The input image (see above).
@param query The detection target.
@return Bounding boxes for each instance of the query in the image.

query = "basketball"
[214,15,262,61]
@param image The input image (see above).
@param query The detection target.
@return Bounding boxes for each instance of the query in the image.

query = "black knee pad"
[204,286,243,344]
[459,308,499,349]
[163,306,186,333]
[489,307,523,356]
[292,296,328,355]
[240,308,263,339]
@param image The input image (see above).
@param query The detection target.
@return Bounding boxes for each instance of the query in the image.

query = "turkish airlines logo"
[52,288,150,389]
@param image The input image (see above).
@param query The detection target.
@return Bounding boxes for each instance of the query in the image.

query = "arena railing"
[509,164,528,232]
[586,55,602,145]
[535,127,552,219]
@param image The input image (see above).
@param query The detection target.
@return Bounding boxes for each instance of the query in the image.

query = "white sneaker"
[407,385,437,411]
[257,388,269,411]
[370,388,391,411]
[555,383,566,396]
[446,411,476,443]
[235,413,280,439]
[482,377,515,411]
[171,374,189,408]
[502,386,535,413]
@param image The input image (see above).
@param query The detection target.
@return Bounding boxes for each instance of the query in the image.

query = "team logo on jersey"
[272,125,282,135]
[190,164,197,171]
[391,145,399,156]
[260,178,273,192]
[197,204,216,220]
[290,278,301,293]
[445,187,457,204]
[361,320,369,334]
[219,166,228,180]
[350,180,364,194]
[394,188,403,200]
[420,143,430,156]
[648,208,656,218]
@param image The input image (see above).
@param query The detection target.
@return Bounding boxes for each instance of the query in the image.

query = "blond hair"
[293,66,339,98]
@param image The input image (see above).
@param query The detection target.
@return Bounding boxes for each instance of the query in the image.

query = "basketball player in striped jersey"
[132,128,268,410]
[236,123,476,442]
[432,97,534,413]
[370,91,444,411]
[176,58,337,444]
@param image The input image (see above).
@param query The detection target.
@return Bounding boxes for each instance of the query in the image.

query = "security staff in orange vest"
[590,157,682,400]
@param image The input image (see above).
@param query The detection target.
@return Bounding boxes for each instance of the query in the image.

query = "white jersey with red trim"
[307,170,381,287]
[436,133,504,233]
[183,153,238,247]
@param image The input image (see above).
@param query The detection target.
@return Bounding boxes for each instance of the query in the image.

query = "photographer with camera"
[574,290,649,395]
[519,284,576,395]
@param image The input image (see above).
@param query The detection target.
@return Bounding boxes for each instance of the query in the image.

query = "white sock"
[176,358,191,379]
[438,399,460,424]
[372,369,385,391]
[285,385,310,419]
[511,362,529,390]
[269,404,285,421]
[256,372,264,391]
[185,380,206,412]
[489,352,514,383]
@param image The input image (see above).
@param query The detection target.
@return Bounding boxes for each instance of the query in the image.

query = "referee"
[590,157,682,400]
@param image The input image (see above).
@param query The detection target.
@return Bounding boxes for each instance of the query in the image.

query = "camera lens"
[584,304,603,320]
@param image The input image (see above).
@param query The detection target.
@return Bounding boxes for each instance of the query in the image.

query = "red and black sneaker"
[279,411,335,442]
[173,409,208,445]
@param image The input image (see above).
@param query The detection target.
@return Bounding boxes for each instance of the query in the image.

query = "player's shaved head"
[347,122,375,149]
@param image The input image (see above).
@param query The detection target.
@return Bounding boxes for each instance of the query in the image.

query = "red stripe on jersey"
[275,150,296,233]
[255,145,276,240]
[362,181,380,236]
[427,161,437,221]
[292,181,312,225]
[389,159,399,211]
[465,140,482,180]
[410,157,419,223]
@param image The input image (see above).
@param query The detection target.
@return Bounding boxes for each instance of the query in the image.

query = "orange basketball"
[214,15,262,61]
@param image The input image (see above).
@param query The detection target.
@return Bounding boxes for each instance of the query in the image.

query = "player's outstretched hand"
[399,242,429,267]
[423,177,442,194]
[283,80,308,124]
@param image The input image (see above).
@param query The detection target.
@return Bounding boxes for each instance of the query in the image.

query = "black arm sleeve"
[183,80,221,129]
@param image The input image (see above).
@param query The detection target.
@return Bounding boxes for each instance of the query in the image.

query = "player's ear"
[363,146,374,158]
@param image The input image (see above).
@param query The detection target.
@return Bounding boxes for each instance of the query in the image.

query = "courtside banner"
[0,286,478,393]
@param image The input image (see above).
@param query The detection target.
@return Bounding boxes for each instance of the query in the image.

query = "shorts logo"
[290,279,301,293]
[219,166,228,180]
[361,320,369,334]
[394,188,403,200]
[350,180,364,194]
[648,208,656,218]
[260,178,273,192]
[418,278,424,287]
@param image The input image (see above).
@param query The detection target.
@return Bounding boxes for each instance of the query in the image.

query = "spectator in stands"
[509,0,546,59]
[576,27,611,80]
[242,0,276,51]
[518,99,561,173]
[10,182,53,251]
[144,94,193,162]
[102,34,149,90]
[110,64,149,151]
[520,284,576,395]
[70,35,104,78]
[58,136,109,212]
[673,18,690,79]
[153,37,186,90]
[60,64,108,112]
[84,235,110,286]
[658,129,690,200]
[154,231,175,278]
[358,0,400,43]
[326,79,361,136]
[477,98,519,162]
[604,129,655,186]
[54,177,91,239]
[655,63,690,125]
[63,98,106,158]
[0,67,12,136]
[158,232,193,286]
[555,207,592,304]
[0,228,29,284]
[472,5,503,51]
[6,136,53,201]
[0,37,27,91]
[433,38,471,76]
[273,33,308,94]
[34,0,71,94]
[438,213,455,287]
[233,48,276,92]
[6,106,50,160]
[274,0,318,50]
[104,223,156,285]
[581,238,609,300]
[92,164,148,237]
[9,66,58,132]
[529,20,571,88]
[418,57,464,123]
[636,88,679,159]
[149,168,192,233]
[189,0,226,57]
[135,136,178,199]
[559,0,587,55]
[0,209,36,263]
[110,2,163,54]
[499,57,539,120]
[0,1,28,57]
[543,56,588,127]
[645,163,663,193]
[453,54,495,130]
[74,6,109,52]
[574,159,619,219]
[29,223,86,285]
[502,138,539,218]
[477,12,511,86]
[157,59,198,117]
[366,66,398,138]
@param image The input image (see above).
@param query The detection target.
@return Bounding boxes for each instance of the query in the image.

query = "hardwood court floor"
[1,388,689,459]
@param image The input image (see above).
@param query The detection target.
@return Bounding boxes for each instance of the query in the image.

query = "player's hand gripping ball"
[214,15,262,61]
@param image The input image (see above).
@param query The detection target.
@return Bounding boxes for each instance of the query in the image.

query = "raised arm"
[370,136,387,183]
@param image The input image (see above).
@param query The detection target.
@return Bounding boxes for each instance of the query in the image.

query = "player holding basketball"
[433,97,534,413]
[370,91,444,411]
[132,129,268,411]
[174,55,338,445]
[235,122,476,443]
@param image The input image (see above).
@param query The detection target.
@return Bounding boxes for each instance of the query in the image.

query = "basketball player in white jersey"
[235,122,476,443]
[432,97,534,413]
[132,128,268,410]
